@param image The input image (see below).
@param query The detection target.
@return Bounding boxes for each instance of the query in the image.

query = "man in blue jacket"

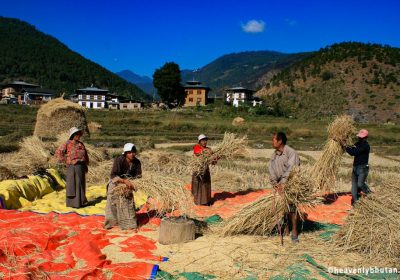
[344,129,370,205]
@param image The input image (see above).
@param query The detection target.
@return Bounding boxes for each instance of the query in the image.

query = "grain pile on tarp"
[126,171,194,216]
[310,115,356,193]
[189,132,248,176]
[33,97,89,138]
[0,136,52,177]
[221,165,321,236]
[334,179,400,264]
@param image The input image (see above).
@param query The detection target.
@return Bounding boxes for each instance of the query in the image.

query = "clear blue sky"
[1,0,399,77]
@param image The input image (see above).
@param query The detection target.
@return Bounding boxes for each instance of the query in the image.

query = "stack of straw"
[221,166,321,236]
[188,133,248,176]
[334,179,400,263]
[127,172,194,216]
[310,115,356,193]
[0,136,52,177]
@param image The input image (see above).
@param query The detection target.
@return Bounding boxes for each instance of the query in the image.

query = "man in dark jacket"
[344,129,370,205]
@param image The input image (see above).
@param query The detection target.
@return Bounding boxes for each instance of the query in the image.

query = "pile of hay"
[232,117,245,126]
[221,166,321,236]
[140,150,187,175]
[188,133,248,176]
[34,97,89,138]
[0,136,52,177]
[310,115,356,193]
[87,160,113,185]
[334,179,400,264]
[127,172,194,216]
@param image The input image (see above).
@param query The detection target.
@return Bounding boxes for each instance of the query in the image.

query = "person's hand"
[125,180,137,191]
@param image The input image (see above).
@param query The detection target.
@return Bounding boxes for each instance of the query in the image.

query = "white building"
[75,86,109,109]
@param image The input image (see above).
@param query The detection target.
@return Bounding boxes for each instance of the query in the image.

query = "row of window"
[188,97,203,102]
[186,90,203,95]
[78,94,106,100]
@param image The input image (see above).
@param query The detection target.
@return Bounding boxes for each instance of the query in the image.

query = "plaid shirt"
[56,140,89,166]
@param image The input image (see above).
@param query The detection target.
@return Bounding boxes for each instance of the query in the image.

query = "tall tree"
[153,62,186,106]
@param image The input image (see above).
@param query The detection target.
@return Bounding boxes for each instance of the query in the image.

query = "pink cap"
[357,129,368,138]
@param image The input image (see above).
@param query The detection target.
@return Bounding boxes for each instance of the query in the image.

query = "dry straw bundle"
[188,133,248,176]
[0,136,52,176]
[140,150,188,175]
[128,172,194,216]
[310,115,356,193]
[334,179,400,264]
[86,160,113,185]
[221,166,321,236]
[34,97,89,138]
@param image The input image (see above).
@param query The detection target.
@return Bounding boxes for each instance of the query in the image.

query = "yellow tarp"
[19,184,148,215]
[0,169,65,209]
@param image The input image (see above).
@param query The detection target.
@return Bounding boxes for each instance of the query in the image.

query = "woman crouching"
[104,143,142,230]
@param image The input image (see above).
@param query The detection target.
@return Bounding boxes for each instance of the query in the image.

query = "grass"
[0,104,399,153]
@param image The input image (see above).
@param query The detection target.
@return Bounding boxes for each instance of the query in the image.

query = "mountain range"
[1,17,399,123]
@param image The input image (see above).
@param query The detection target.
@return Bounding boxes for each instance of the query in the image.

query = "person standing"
[56,127,89,208]
[104,143,142,230]
[268,132,300,242]
[344,129,370,205]
[191,134,213,206]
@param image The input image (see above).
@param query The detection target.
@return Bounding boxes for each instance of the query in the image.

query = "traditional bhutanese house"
[119,99,144,110]
[106,93,120,110]
[1,81,39,103]
[225,86,254,107]
[21,88,55,105]
[183,80,210,107]
[76,86,109,109]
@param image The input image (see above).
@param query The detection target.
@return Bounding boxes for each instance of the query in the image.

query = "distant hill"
[116,70,158,99]
[256,42,400,123]
[181,51,311,93]
[0,17,150,101]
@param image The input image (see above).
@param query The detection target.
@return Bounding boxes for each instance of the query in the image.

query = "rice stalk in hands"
[188,133,248,176]
[310,115,356,193]
[221,165,320,236]
[128,172,194,216]
[334,179,400,263]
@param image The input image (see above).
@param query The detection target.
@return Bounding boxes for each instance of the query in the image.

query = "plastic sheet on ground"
[0,210,160,279]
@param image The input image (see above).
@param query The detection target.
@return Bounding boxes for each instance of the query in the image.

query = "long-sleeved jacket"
[345,140,370,166]
[268,145,300,185]
[110,155,142,179]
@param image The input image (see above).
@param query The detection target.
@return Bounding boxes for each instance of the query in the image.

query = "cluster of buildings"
[0,80,262,109]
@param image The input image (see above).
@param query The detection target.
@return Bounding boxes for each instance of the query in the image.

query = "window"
[188,90,193,95]
[82,95,86,100]
[94,95,98,100]
[79,95,82,99]
[82,102,86,107]
[90,95,95,100]
[97,102,102,108]
[197,90,201,95]
[123,104,128,109]
[189,98,193,102]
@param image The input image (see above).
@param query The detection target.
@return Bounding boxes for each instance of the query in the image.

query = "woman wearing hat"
[104,143,142,230]
[191,134,213,206]
[56,127,89,208]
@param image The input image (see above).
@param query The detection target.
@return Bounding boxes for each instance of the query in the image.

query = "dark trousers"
[351,164,370,204]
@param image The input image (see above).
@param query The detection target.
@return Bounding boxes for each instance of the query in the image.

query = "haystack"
[0,136,52,177]
[232,117,245,126]
[34,97,89,138]
[188,133,248,176]
[310,115,356,193]
[221,165,321,236]
[88,121,102,134]
[334,179,400,264]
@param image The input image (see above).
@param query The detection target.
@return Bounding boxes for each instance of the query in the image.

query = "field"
[0,104,399,279]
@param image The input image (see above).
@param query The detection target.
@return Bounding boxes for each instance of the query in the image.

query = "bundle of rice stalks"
[310,115,356,193]
[221,166,321,236]
[128,172,194,216]
[34,97,89,138]
[188,133,248,176]
[0,166,15,181]
[88,121,102,134]
[1,136,52,176]
[86,160,113,185]
[334,179,400,263]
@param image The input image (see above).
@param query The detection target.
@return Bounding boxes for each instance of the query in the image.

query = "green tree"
[153,62,186,106]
